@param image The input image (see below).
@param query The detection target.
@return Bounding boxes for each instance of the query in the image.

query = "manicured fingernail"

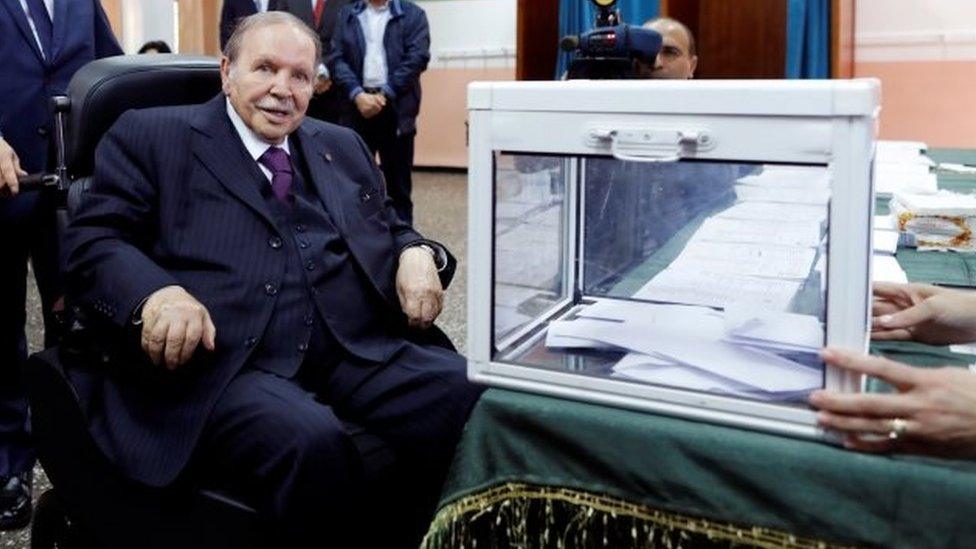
[878,315,892,326]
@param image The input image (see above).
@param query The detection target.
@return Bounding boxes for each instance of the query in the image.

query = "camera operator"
[634,17,697,80]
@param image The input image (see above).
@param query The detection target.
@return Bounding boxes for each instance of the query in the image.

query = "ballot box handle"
[588,127,712,163]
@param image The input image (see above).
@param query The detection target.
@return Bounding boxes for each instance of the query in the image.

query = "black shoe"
[0,470,32,530]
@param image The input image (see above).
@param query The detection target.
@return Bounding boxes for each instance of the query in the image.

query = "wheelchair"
[22,55,269,549]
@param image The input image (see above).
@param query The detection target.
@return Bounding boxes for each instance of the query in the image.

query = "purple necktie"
[258,146,293,205]
[25,0,53,59]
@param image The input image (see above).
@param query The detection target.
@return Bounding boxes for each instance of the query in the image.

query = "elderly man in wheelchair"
[22,10,481,549]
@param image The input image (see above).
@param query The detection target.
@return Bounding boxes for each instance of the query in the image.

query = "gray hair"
[223,11,322,68]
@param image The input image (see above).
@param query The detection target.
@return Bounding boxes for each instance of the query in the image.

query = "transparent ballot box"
[467,80,878,439]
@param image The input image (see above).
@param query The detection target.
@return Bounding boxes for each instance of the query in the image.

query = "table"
[422,150,976,548]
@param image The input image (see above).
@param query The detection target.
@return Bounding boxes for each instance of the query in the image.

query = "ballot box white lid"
[469,79,880,117]
[465,79,879,442]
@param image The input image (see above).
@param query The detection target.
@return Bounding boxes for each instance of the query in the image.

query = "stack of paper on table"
[736,166,829,190]
[874,169,938,198]
[874,141,937,198]
[715,201,827,226]
[735,185,831,206]
[733,165,830,206]
[876,140,929,163]
[634,269,802,311]
[545,302,822,400]
[891,190,976,251]
[873,231,899,255]
[667,241,817,280]
[872,255,908,283]
[689,217,823,248]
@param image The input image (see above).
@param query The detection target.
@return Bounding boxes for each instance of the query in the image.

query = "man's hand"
[396,246,443,329]
[141,285,216,370]
[872,282,976,345]
[314,75,332,95]
[354,92,385,119]
[0,137,26,197]
[811,347,976,459]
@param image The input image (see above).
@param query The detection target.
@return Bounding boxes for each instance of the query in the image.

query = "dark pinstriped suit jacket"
[63,94,455,486]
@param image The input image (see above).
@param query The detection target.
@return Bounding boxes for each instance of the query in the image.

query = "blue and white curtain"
[786,0,830,78]
[556,0,660,79]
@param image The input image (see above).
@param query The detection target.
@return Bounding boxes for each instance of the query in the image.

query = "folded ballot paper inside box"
[891,191,976,252]
[545,301,823,401]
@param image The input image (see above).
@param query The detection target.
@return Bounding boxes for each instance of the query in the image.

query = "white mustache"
[256,98,295,113]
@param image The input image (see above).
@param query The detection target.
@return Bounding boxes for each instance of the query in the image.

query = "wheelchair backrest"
[65,54,221,180]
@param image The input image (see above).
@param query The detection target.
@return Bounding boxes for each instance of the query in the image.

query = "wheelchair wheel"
[30,489,97,549]
[31,489,68,549]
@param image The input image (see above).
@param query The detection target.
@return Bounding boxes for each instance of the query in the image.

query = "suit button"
[304,315,314,326]
[297,342,308,353]
[268,236,283,249]
[37,127,48,137]
[295,224,306,233]
[305,261,316,271]
[298,240,309,249]
[244,336,257,347]
[264,283,278,296]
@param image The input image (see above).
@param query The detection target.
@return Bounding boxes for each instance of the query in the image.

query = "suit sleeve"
[328,9,365,101]
[384,8,430,100]
[93,0,123,58]
[64,111,179,328]
[350,131,456,289]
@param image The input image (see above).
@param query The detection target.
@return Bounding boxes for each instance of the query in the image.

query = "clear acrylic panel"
[493,154,831,407]
[492,153,568,344]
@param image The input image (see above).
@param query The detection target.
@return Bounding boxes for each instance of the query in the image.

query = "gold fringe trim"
[422,482,851,549]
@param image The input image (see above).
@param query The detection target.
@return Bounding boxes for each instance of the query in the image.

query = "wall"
[120,0,175,54]
[854,0,976,148]
[414,0,516,167]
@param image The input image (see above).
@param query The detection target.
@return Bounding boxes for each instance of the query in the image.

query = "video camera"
[560,0,663,79]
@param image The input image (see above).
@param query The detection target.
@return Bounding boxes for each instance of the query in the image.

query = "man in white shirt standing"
[330,0,430,224]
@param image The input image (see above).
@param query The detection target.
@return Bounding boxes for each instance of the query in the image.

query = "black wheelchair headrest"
[65,54,221,178]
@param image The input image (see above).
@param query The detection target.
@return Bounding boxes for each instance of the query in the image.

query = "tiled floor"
[4,169,469,547]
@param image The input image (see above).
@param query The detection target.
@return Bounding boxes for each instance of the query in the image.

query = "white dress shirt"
[358,1,392,88]
[226,98,291,184]
[18,0,55,58]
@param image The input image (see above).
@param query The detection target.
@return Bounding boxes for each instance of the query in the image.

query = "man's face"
[647,22,697,79]
[221,23,316,144]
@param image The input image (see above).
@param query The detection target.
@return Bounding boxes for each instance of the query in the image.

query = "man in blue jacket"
[330,0,429,224]
[0,0,121,529]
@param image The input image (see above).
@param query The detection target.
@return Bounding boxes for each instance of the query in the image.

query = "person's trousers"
[0,190,62,477]
[351,106,416,224]
[194,342,483,548]
[305,86,347,125]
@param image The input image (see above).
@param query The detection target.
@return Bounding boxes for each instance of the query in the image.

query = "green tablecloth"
[424,149,976,548]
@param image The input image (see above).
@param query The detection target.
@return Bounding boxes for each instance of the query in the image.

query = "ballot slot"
[491,152,831,406]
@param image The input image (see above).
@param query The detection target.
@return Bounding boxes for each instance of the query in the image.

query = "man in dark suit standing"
[0,0,121,529]
[65,11,480,547]
[273,0,352,124]
[330,0,429,224]
[219,0,270,49]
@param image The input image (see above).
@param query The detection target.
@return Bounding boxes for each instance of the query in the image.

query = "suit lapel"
[295,125,349,234]
[191,97,276,229]
[50,0,68,61]
[1,0,45,63]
